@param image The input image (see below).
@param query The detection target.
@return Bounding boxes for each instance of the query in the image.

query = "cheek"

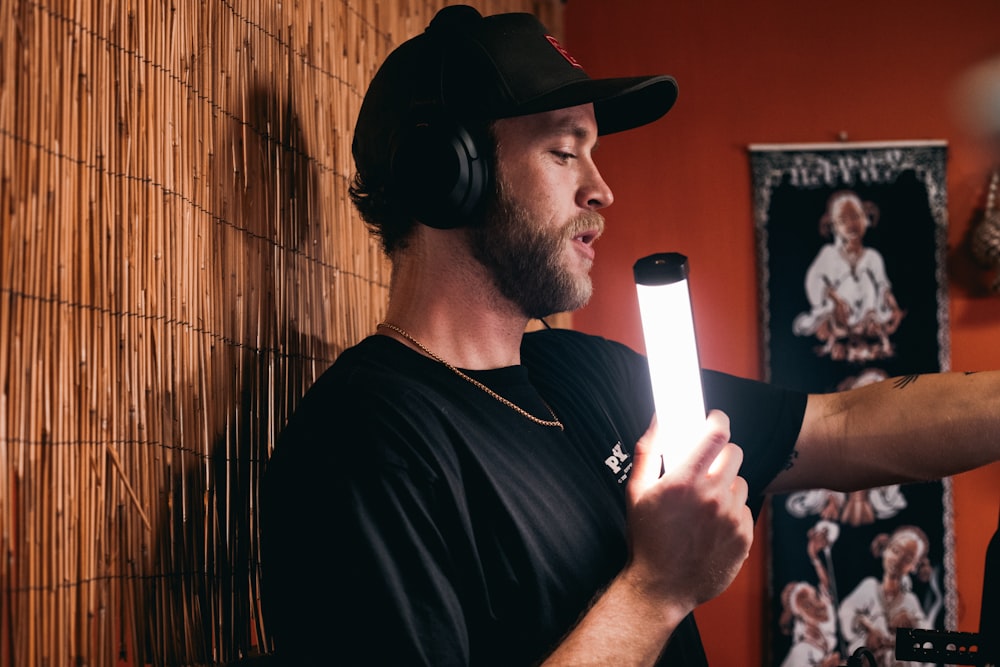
[514,185,562,226]
[507,158,565,201]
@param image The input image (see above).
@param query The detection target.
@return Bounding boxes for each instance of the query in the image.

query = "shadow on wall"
[145,82,335,664]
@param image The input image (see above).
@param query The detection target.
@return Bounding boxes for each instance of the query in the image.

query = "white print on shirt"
[604,441,633,483]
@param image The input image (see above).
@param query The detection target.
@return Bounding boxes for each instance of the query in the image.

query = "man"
[261,6,1000,665]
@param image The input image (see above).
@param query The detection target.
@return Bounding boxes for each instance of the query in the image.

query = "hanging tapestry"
[750,141,954,667]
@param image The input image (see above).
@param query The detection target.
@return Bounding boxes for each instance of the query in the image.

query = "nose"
[579,160,614,210]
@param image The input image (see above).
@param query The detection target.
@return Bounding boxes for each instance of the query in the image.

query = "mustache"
[564,211,605,240]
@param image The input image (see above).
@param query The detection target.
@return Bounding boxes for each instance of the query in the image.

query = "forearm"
[770,370,1000,493]
[542,568,690,666]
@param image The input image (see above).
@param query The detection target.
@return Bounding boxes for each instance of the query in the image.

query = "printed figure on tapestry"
[793,191,905,363]
[778,521,842,667]
[783,487,943,667]
[837,525,941,667]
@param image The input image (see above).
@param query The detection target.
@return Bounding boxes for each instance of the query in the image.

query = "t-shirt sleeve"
[701,369,807,513]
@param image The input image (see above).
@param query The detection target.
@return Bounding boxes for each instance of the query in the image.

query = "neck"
[380,227,532,369]
[838,237,863,255]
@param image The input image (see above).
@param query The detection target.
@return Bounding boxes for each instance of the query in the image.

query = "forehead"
[833,196,863,214]
[494,104,599,144]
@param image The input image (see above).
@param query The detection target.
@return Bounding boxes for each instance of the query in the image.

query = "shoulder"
[522,326,631,352]
[520,329,657,411]
[860,247,888,268]
[850,577,880,593]
[294,335,444,414]
[810,244,841,263]
[269,336,460,477]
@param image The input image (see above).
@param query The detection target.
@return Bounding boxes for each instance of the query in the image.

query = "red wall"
[564,1,1000,664]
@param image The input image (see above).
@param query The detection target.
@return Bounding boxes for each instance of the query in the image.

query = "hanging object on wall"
[952,53,1000,156]
[969,168,1000,291]
[749,140,955,667]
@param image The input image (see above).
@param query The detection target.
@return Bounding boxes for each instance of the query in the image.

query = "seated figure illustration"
[793,190,904,362]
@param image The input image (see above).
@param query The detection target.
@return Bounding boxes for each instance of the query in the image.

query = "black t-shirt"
[261,329,806,665]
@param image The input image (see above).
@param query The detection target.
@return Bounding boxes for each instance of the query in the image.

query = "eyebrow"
[552,117,600,150]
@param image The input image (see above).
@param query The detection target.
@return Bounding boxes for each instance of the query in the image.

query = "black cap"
[353,5,678,176]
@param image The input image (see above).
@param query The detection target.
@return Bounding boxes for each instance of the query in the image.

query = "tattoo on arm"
[783,448,798,471]
[893,375,920,389]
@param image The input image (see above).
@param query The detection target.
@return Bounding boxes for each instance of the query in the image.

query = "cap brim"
[499,75,678,135]
[592,75,679,135]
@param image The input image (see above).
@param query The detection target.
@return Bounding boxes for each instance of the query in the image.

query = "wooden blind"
[0,1,563,664]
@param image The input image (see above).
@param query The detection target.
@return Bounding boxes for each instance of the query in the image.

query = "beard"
[469,180,604,320]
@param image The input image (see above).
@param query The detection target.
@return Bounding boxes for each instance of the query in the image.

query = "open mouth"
[570,229,600,262]
[567,214,605,258]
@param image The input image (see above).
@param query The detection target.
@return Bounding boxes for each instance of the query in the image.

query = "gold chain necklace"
[377,322,564,430]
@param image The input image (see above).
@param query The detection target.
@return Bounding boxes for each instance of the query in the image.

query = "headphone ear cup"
[390,120,488,229]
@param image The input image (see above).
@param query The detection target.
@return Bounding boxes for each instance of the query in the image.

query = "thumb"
[628,416,663,501]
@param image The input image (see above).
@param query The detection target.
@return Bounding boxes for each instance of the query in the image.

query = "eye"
[551,150,576,162]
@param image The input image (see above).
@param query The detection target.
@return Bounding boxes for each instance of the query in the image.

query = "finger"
[628,416,662,499]
[707,442,745,481]
[735,494,755,537]
[730,472,749,508]
[671,410,731,481]
[738,505,755,550]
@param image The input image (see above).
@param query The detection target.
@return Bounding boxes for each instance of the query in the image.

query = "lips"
[565,212,605,262]
[568,213,604,244]
[571,230,599,261]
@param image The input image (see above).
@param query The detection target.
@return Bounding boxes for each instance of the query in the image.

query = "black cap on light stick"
[633,252,690,286]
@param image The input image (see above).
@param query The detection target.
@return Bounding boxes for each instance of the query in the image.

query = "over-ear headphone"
[387,6,491,230]
[389,110,489,229]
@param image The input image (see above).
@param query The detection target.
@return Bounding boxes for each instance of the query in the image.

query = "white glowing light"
[634,253,707,476]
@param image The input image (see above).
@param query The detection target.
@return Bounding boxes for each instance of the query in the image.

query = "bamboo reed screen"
[0,0,564,664]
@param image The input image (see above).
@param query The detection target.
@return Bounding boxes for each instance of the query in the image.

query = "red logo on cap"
[545,35,583,69]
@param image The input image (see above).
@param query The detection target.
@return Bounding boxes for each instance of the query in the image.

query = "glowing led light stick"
[633,252,707,475]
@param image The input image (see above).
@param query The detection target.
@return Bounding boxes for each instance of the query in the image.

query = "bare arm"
[544,411,753,665]
[767,370,1000,494]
